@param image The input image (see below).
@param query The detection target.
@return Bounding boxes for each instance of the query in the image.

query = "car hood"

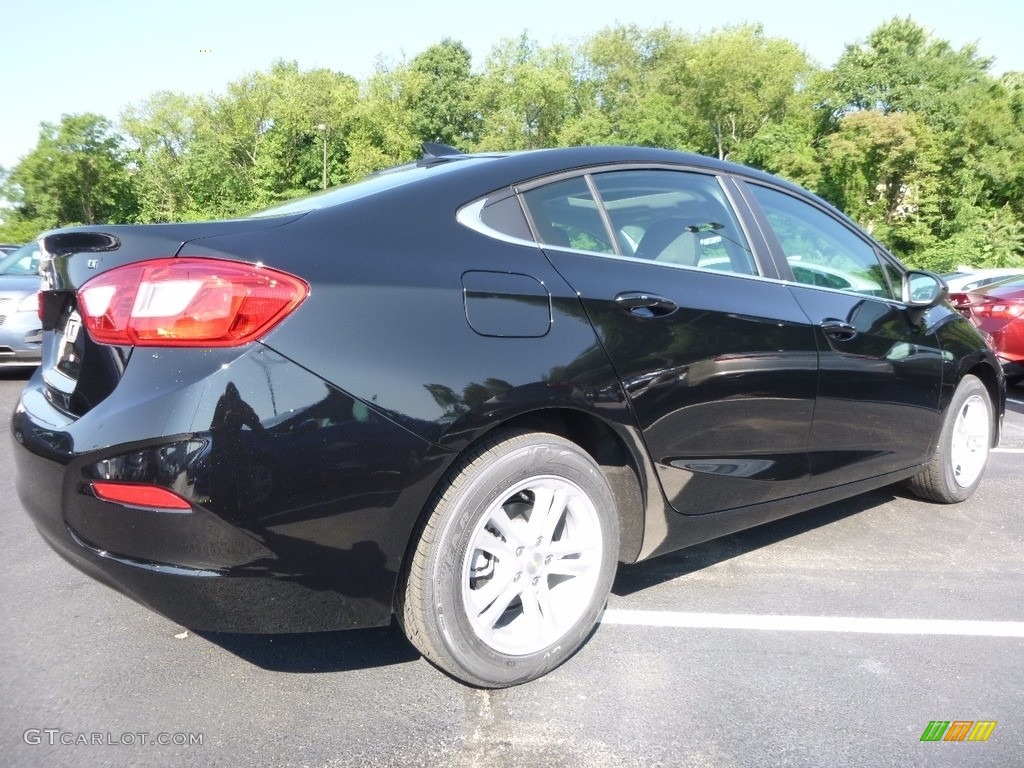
[0,274,39,293]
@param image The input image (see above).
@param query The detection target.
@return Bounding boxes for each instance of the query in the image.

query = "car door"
[740,181,944,488]
[519,168,820,514]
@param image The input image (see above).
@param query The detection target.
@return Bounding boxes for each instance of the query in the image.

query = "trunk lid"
[37,214,305,415]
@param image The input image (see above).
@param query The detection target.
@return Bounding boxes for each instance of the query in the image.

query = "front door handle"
[820,318,858,341]
[614,292,678,317]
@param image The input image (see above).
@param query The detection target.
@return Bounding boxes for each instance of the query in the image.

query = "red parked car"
[950,276,1024,384]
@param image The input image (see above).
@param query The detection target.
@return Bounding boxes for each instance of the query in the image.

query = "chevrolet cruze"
[12,145,1004,686]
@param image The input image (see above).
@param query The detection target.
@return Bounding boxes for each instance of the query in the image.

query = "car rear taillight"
[77,258,309,347]
[972,298,1024,321]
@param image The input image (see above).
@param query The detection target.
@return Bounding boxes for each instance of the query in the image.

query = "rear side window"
[749,184,895,299]
[521,177,615,254]
[521,169,757,275]
[590,170,756,274]
[479,195,533,241]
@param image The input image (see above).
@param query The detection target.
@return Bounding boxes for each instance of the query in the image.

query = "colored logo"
[920,721,996,742]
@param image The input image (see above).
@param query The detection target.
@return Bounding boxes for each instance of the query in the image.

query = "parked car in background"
[789,258,886,295]
[13,145,1005,687]
[942,267,1024,293]
[0,241,43,366]
[0,244,22,255]
[950,276,1024,384]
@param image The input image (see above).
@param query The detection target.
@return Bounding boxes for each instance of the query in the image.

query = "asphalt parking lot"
[1,370,1021,768]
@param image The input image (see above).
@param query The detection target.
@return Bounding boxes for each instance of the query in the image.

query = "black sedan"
[12,145,1005,687]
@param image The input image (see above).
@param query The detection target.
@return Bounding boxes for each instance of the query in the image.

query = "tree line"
[2,18,1023,272]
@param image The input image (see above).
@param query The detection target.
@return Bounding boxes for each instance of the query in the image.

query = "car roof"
[256,145,816,219]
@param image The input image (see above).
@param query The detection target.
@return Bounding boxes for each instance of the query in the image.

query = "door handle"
[819,318,858,341]
[614,292,678,317]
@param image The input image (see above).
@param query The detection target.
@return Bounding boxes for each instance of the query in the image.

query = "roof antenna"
[418,143,468,166]
[421,142,465,159]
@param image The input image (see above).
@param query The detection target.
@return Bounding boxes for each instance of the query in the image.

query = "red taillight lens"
[77,258,309,347]
[973,298,1024,320]
[91,482,192,510]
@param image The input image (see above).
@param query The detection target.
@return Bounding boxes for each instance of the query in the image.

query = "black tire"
[907,374,993,503]
[397,430,619,687]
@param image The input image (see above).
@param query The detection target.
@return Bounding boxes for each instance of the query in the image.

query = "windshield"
[250,157,491,218]
[0,242,41,275]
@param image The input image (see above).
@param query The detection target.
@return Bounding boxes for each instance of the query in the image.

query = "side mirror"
[903,270,948,309]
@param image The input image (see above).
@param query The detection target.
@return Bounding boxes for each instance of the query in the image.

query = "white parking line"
[1008,398,1023,406]
[600,610,1024,637]
[992,448,1024,453]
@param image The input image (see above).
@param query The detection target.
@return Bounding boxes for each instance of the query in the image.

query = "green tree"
[403,39,480,148]
[4,113,137,233]
[474,35,577,150]
[339,39,480,179]
[823,17,992,125]
[820,18,1024,265]
[677,25,814,161]
[123,62,361,221]
[344,64,422,179]
[249,61,360,198]
[122,91,205,221]
[818,110,940,255]
[561,25,695,148]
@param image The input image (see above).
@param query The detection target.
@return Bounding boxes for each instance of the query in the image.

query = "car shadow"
[198,487,905,673]
[612,486,900,597]
[1006,381,1024,415]
[0,367,35,381]
[195,618,419,673]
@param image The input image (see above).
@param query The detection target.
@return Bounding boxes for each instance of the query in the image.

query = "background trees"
[2,18,1022,271]
[2,114,137,239]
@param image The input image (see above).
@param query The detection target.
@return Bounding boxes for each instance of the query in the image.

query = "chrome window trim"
[458,193,913,301]
[456,163,926,300]
[456,197,541,249]
[512,163,763,276]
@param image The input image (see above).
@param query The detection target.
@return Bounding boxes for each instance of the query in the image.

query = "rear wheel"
[907,374,993,503]
[398,430,619,687]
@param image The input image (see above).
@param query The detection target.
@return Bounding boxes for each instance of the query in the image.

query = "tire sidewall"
[936,376,991,502]
[427,436,618,687]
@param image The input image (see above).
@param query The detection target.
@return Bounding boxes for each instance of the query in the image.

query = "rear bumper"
[15,432,390,633]
[12,345,450,633]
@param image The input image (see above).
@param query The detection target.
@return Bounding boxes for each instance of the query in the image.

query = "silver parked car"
[0,242,43,366]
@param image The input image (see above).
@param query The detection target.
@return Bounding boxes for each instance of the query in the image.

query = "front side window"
[749,184,895,299]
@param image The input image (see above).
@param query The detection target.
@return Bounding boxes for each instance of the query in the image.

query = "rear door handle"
[819,318,858,341]
[614,292,678,317]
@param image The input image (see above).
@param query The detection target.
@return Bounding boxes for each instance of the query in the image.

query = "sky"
[3,0,1023,171]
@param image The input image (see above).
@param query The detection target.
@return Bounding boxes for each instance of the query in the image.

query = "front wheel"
[398,430,619,687]
[907,374,993,503]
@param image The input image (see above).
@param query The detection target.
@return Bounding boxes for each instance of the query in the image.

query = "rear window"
[251,157,492,217]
